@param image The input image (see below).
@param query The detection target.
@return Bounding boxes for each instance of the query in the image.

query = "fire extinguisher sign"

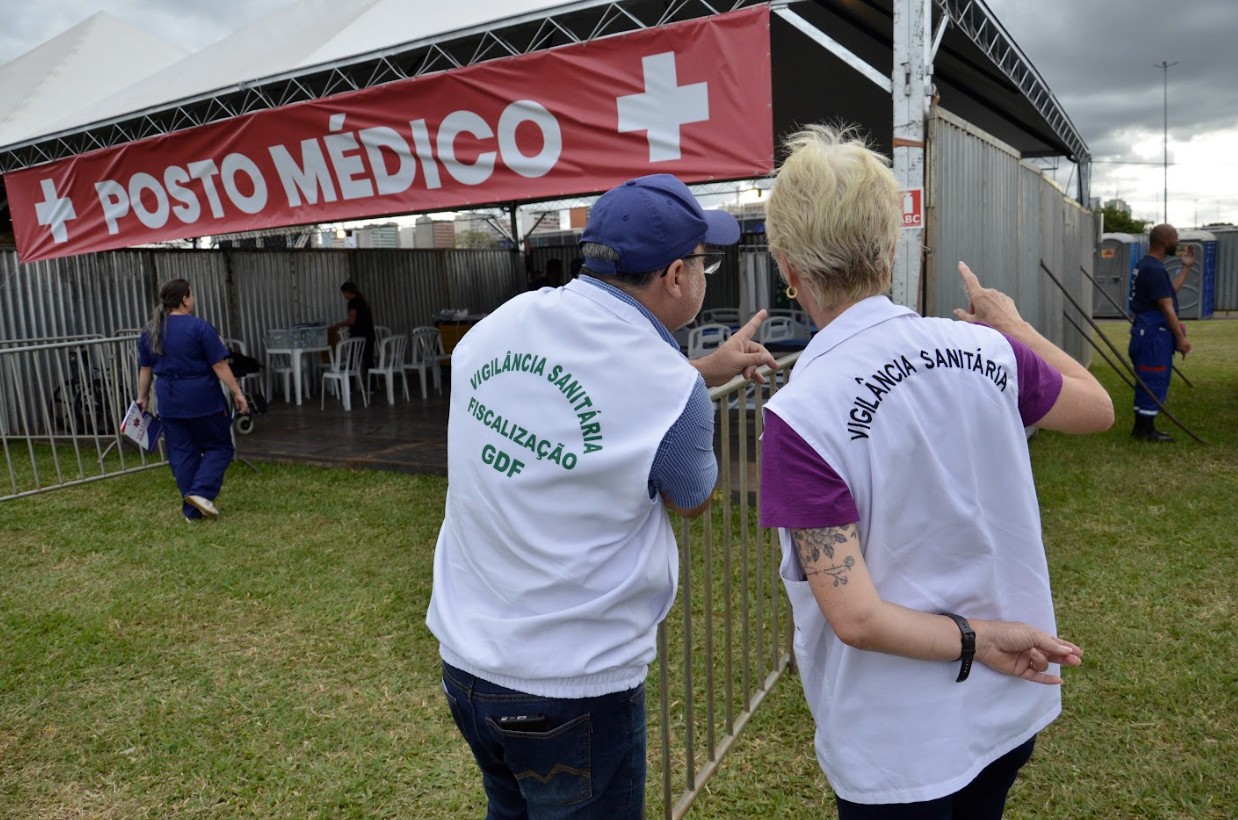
[900,188,923,229]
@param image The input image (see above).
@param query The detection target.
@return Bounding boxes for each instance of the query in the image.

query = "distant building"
[453,212,508,247]
[1104,198,1131,216]
[1089,197,1102,211]
[525,210,562,236]
[354,223,399,248]
[416,216,457,249]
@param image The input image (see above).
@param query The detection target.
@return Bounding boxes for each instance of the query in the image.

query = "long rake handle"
[1061,312,1206,445]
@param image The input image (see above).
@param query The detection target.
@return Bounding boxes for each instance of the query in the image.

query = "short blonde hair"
[766,124,900,309]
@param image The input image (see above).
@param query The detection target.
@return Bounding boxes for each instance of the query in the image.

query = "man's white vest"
[766,296,1060,804]
[427,278,700,698]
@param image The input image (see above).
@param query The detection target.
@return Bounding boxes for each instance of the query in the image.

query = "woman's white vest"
[766,296,1060,804]
[426,278,701,698]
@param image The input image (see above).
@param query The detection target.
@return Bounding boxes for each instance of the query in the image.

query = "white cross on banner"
[617,52,710,162]
[4,7,774,263]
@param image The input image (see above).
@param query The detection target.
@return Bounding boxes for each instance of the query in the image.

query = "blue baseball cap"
[580,174,740,275]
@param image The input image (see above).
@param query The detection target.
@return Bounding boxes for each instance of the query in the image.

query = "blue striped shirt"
[578,276,717,509]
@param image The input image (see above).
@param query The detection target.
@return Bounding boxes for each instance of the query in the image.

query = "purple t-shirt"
[760,333,1062,528]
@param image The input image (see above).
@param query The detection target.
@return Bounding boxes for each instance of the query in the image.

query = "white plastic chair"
[687,323,731,358]
[757,316,797,344]
[368,334,411,404]
[409,327,449,395]
[222,337,262,396]
[765,308,813,338]
[320,337,370,411]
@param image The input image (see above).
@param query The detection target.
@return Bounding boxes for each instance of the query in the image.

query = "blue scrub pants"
[441,661,646,819]
[1129,315,1174,417]
[162,412,235,518]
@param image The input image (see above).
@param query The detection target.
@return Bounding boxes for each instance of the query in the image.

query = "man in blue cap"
[427,174,776,818]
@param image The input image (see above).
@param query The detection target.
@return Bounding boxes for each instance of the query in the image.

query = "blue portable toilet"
[1169,230,1217,320]
[1095,232,1145,318]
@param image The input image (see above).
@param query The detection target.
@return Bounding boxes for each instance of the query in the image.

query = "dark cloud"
[991,0,1237,138]
[988,0,1236,220]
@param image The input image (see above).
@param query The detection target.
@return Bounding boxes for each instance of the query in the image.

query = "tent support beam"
[772,7,892,93]
[891,0,932,311]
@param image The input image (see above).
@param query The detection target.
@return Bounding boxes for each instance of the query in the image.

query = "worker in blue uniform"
[1128,223,1194,442]
[137,279,248,520]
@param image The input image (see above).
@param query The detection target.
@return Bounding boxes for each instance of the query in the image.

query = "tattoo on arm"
[790,526,856,587]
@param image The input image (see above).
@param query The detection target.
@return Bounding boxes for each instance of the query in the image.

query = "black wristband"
[940,612,975,683]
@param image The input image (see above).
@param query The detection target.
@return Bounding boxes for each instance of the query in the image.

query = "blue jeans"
[836,736,1036,820]
[441,662,646,820]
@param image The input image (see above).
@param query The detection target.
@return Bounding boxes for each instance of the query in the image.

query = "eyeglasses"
[682,253,725,275]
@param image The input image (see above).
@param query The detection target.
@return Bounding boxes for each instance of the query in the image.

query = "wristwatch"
[940,612,975,682]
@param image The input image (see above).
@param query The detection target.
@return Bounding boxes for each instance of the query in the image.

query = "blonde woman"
[760,126,1113,818]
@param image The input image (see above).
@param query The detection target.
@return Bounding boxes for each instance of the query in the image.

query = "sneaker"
[185,495,220,518]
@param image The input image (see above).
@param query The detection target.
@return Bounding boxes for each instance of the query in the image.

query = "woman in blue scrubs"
[136,279,249,521]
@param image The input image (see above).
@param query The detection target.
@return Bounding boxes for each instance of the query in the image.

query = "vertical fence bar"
[679,516,696,791]
[720,404,735,734]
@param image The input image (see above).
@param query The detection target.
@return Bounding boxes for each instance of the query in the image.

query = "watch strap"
[940,612,975,682]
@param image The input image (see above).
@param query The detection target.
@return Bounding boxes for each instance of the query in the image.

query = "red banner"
[6,7,772,262]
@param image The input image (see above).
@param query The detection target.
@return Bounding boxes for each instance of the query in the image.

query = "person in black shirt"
[329,281,376,377]
[1128,224,1194,442]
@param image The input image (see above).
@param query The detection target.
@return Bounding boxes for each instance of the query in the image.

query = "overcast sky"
[2,0,1235,226]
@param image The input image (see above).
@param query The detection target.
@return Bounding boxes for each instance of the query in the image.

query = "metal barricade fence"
[651,351,800,819]
[1,334,166,500]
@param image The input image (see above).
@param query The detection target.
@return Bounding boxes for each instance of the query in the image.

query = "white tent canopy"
[0,12,187,148]
[20,0,604,148]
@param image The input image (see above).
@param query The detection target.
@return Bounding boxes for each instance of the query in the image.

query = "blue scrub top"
[138,315,230,419]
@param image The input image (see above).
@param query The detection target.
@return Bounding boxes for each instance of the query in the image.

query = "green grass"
[1,320,1235,818]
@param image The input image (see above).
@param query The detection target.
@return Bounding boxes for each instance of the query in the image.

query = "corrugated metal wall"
[1213,228,1238,311]
[1,247,521,354]
[0,246,522,434]
[926,109,1096,365]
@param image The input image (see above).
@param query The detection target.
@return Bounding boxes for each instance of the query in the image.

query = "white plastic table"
[265,345,330,406]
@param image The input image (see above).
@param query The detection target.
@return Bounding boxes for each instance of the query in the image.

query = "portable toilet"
[1212,226,1238,311]
[1168,230,1217,320]
[1095,233,1145,318]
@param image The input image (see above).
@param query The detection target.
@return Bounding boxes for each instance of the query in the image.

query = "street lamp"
[1155,60,1178,224]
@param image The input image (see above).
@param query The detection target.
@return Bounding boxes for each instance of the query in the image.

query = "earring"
[785,285,798,300]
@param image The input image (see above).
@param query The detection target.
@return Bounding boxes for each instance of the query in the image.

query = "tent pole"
[508,202,523,291]
[891,0,932,312]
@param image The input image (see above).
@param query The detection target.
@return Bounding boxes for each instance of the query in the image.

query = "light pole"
[1155,60,1178,224]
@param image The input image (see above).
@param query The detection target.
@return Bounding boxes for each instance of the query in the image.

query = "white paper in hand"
[120,401,163,452]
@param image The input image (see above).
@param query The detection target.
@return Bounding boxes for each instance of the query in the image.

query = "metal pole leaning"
[1040,260,1206,445]
[1077,265,1194,388]
[1061,311,1205,445]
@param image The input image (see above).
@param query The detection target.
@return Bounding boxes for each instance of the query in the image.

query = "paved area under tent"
[234,388,453,476]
